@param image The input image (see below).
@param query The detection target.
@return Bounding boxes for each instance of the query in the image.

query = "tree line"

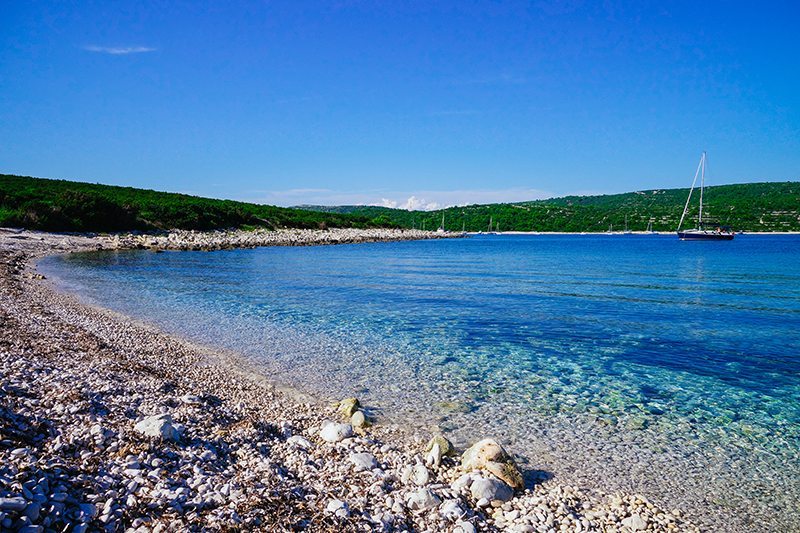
[0,175,394,232]
[305,182,800,232]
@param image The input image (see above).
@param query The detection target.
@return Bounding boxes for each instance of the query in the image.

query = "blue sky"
[1,1,798,209]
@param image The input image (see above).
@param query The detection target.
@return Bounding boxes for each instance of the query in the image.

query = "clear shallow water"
[41,235,800,531]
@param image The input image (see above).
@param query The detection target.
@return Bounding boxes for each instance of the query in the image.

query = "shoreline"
[0,228,699,532]
[1,226,461,252]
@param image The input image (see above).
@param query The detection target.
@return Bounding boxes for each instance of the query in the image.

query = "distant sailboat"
[437,213,445,233]
[646,220,658,235]
[677,152,734,241]
[624,215,632,235]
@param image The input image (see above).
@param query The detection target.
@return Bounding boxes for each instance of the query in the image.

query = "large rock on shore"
[326,499,350,518]
[350,410,369,430]
[349,452,378,472]
[406,488,441,511]
[460,438,524,490]
[470,476,514,502]
[320,422,353,443]
[622,513,648,531]
[424,434,454,467]
[133,414,181,441]
[336,397,361,418]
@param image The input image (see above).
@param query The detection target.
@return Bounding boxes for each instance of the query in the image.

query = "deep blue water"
[40,234,800,527]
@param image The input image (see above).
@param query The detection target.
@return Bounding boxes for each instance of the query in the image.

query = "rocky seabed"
[0,229,698,532]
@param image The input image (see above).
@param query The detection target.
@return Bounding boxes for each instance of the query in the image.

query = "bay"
[40,234,800,531]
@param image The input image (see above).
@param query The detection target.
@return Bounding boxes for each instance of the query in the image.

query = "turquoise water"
[40,235,800,530]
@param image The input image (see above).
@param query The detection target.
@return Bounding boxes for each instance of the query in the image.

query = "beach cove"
[3,229,798,531]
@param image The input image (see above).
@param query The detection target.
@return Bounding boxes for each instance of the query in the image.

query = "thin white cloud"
[83,45,157,55]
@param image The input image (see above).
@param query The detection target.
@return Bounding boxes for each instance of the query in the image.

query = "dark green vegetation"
[302,182,800,232]
[0,175,392,232]
[3,174,798,233]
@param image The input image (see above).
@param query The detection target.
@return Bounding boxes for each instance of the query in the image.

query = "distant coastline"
[3,174,799,235]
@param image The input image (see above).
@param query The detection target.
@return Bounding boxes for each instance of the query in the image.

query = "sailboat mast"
[678,153,704,231]
[698,151,706,228]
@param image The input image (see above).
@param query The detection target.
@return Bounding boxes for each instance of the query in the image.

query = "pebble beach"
[0,228,699,532]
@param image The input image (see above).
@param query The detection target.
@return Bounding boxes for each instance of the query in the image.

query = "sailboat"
[624,215,632,235]
[436,213,445,233]
[487,216,496,235]
[646,221,658,235]
[677,152,734,241]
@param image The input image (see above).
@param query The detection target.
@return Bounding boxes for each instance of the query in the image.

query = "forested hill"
[300,182,800,232]
[3,175,797,233]
[0,175,390,232]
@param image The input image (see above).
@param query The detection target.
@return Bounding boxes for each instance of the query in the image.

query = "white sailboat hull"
[677,229,734,241]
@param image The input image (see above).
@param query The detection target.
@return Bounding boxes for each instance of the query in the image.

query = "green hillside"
[0,175,392,232]
[301,182,800,232]
[3,174,797,234]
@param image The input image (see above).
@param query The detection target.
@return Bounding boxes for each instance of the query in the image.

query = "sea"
[39,234,800,531]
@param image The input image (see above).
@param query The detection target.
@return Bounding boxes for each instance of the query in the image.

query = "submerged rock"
[435,400,472,414]
[460,438,523,490]
[133,414,180,441]
[626,416,649,430]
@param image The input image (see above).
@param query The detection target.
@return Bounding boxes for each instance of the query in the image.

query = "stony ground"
[0,229,699,532]
[105,227,456,250]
